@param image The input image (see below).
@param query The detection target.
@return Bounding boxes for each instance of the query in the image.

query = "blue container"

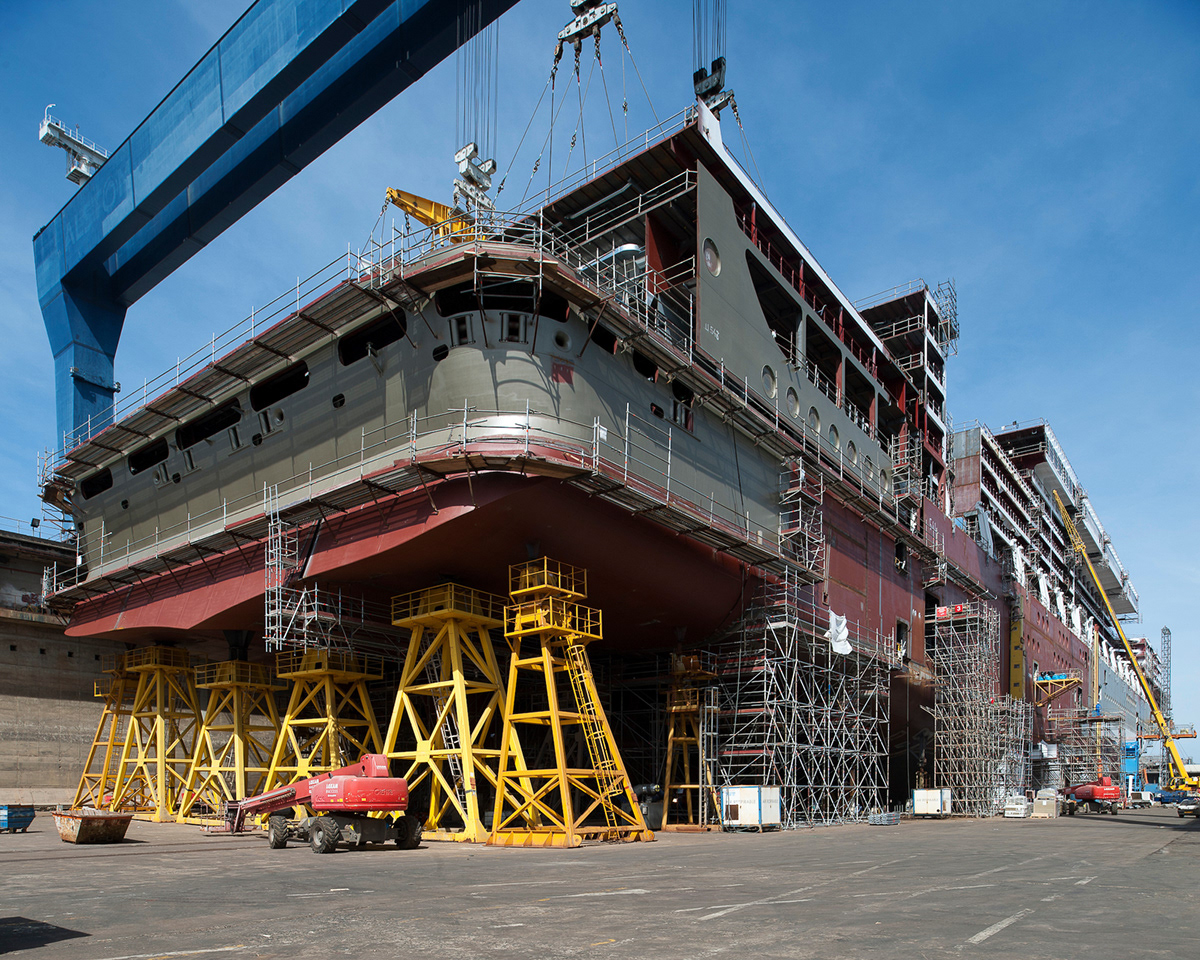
[0,805,36,832]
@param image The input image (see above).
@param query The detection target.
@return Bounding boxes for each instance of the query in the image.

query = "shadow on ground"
[0,917,88,954]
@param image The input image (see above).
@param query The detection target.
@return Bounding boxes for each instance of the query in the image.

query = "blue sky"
[1,0,1196,729]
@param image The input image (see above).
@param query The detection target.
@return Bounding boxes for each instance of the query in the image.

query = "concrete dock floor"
[2,807,1197,958]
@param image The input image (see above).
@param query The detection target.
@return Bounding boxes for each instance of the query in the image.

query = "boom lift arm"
[1053,490,1195,790]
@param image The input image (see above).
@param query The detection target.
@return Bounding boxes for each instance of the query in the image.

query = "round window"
[880,468,891,493]
[762,365,777,399]
[828,424,840,451]
[846,440,857,465]
[703,238,721,276]
[786,387,800,418]
[808,406,820,433]
[554,330,572,351]
[864,456,874,483]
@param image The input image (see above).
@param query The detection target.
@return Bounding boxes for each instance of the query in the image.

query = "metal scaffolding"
[660,654,721,830]
[490,558,652,847]
[931,602,1031,816]
[384,584,518,842]
[177,661,283,822]
[1040,706,1123,790]
[708,573,892,827]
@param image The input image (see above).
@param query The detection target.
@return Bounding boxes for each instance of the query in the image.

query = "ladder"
[263,484,301,651]
[423,643,467,815]
[699,684,721,826]
[564,641,621,829]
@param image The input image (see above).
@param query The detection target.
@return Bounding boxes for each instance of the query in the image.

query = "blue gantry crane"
[34,0,519,445]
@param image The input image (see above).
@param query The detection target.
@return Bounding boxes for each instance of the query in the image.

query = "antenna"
[38,105,110,185]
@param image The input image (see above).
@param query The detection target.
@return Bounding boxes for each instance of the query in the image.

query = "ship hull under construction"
[39,97,1147,827]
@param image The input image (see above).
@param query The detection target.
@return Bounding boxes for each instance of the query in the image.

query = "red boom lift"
[221,754,420,853]
[1061,775,1121,816]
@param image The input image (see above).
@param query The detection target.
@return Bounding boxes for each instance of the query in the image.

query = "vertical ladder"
[264,484,301,651]
[564,641,621,829]
[423,642,468,815]
[699,684,720,826]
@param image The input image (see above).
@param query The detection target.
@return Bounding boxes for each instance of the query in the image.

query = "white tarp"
[825,611,853,655]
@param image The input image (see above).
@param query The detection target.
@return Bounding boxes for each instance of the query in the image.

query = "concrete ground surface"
[1,807,1197,959]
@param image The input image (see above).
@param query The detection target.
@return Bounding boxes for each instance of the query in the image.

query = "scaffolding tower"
[1042,706,1123,790]
[931,602,1031,815]
[73,658,136,809]
[262,649,385,792]
[177,661,283,822]
[660,653,721,830]
[384,583,521,842]
[1160,626,1172,726]
[709,573,892,827]
[489,558,652,847]
[107,646,204,821]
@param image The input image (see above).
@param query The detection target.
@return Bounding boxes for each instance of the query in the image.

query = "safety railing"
[46,390,866,599]
[40,113,111,159]
[275,648,383,679]
[852,278,929,312]
[194,660,277,688]
[41,254,358,468]
[390,583,507,625]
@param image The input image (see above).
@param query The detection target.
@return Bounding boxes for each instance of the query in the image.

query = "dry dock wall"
[0,610,126,804]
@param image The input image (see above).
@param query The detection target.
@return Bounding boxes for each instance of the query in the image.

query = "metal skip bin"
[721,786,782,830]
[53,808,134,844]
[0,805,36,833]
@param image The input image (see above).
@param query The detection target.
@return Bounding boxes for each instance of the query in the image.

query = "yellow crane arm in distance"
[1052,489,1195,790]
[384,188,471,240]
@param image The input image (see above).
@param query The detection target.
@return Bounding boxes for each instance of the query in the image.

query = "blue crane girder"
[35,0,519,445]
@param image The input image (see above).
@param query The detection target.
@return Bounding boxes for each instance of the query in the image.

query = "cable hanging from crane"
[456,1,499,164]
[502,1,657,208]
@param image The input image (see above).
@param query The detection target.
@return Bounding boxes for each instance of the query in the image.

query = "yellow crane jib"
[1052,490,1195,791]
[384,188,473,241]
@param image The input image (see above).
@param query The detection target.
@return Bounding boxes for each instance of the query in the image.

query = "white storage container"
[913,788,952,817]
[721,786,782,829]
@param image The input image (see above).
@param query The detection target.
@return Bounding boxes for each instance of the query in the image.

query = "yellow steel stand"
[73,657,135,809]
[489,558,653,847]
[177,661,283,822]
[262,649,384,793]
[109,647,204,821]
[660,654,719,831]
[384,584,528,842]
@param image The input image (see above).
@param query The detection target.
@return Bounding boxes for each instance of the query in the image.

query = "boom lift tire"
[268,815,288,849]
[311,816,339,854]
[395,815,422,849]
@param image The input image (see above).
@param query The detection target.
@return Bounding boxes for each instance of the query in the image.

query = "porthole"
[554,330,572,351]
[703,238,721,276]
[880,468,891,493]
[846,441,857,466]
[432,344,450,362]
[786,387,800,418]
[864,457,875,484]
[762,365,777,399]
[807,406,820,434]
[332,394,346,409]
[828,424,840,451]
